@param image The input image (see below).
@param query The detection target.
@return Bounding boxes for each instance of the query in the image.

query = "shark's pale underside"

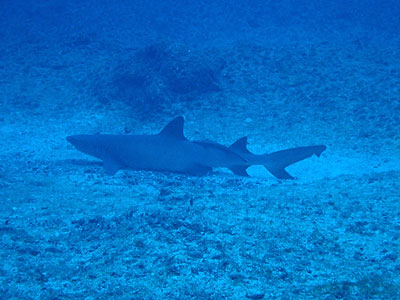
[67,116,326,179]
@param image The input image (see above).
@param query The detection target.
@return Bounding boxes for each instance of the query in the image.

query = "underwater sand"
[1,2,400,299]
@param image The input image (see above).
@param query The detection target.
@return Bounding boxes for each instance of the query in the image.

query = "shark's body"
[67,116,326,179]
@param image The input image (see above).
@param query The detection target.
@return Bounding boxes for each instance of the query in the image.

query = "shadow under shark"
[67,116,326,179]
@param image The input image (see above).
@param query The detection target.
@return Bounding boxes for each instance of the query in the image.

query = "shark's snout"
[66,134,105,161]
[66,135,74,144]
[66,135,90,150]
[66,135,81,147]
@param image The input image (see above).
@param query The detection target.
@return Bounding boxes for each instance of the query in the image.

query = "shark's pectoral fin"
[185,164,212,176]
[103,158,122,175]
[229,165,250,177]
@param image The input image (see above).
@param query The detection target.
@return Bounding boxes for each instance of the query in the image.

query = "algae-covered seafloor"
[1,1,400,299]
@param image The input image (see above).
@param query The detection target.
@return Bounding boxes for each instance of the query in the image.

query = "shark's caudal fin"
[264,145,326,179]
[229,137,326,179]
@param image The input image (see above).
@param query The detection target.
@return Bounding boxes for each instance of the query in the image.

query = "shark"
[67,116,326,179]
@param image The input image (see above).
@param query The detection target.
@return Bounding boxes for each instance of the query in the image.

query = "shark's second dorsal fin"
[159,116,186,140]
[229,137,250,154]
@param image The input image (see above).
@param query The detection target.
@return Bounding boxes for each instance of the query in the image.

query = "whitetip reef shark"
[67,116,326,179]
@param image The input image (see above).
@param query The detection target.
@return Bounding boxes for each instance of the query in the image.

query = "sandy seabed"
[0,11,400,300]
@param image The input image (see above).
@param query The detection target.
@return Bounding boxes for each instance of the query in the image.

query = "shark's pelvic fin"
[159,116,186,140]
[265,164,295,179]
[229,165,250,177]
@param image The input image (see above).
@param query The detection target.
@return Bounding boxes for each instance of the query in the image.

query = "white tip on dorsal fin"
[159,116,186,140]
[229,136,251,154]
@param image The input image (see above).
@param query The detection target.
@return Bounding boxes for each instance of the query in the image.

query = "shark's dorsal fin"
[229,136,250,154]
[159,116,186,140]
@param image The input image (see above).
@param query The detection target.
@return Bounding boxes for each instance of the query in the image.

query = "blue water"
[1,1,399,299]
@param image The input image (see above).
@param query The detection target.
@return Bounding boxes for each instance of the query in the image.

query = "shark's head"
[67,134,105,160]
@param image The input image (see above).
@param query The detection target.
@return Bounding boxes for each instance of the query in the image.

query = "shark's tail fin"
[229,137,326,179]
[263,145,326,179]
